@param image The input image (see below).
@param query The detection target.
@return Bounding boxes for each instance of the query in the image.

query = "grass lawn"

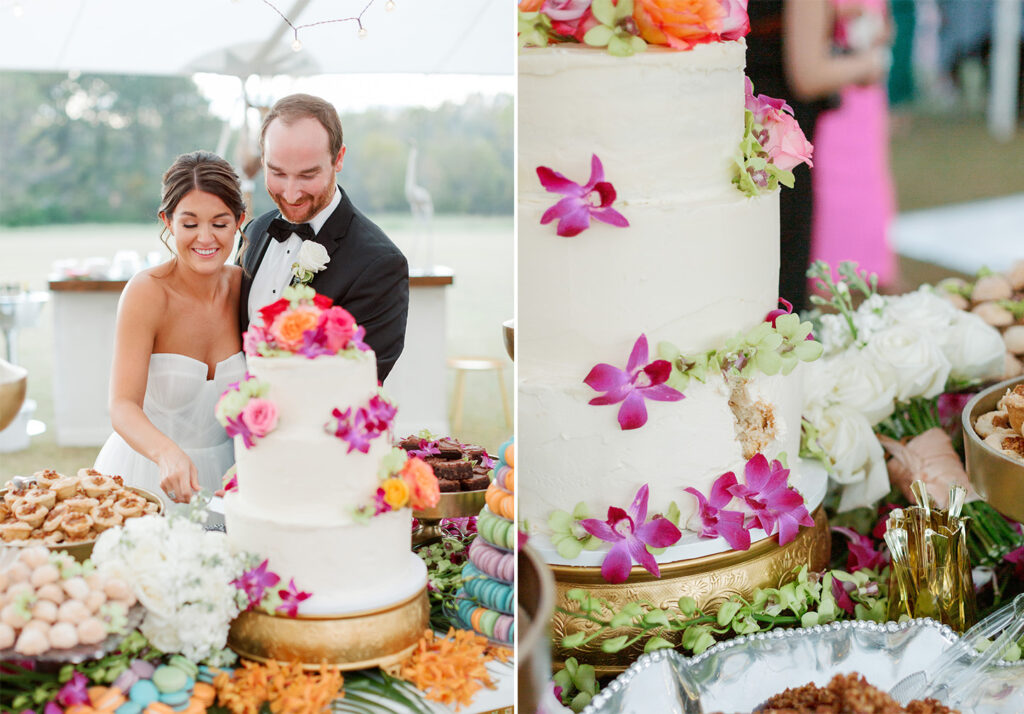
[0,213,513,480]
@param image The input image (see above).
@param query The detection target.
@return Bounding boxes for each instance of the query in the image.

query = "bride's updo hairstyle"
[158,150,247,255]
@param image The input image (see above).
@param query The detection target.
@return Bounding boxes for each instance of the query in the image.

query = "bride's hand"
[158,448,200,503]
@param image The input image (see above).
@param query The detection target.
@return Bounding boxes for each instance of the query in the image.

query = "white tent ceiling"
[0,0,513,77]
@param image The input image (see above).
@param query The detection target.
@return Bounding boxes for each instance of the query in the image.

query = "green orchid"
[583,0,646,57]
[553,657,600,712]
[518,11,554,50]
[549,503,601,559]
[732,110,797,196]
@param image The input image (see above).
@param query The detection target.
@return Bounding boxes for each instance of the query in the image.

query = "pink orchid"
[728,454,814,545]
[225,414,256,449]
[231,559,281,610]
[765,297,794,327]
[222,472,238,493]
[298,325,333,358]
[374,487,392,515]
[584,334,685,430]
[543,0,599,40]
[720,0,750,40]
[350,325,372,352]
[276,578,312,617]
[329,407,373,454]
[537,154,629,237]
[579,484,682,583]
[684,472,751,551]
[365,395,397,435]
[45,703,63,714]
[56,671,90,706]
[832,526,888,572]
[1006,545,1024,580]
[831,576,857,616]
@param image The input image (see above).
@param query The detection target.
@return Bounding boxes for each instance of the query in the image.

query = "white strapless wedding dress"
[94,352,246,503]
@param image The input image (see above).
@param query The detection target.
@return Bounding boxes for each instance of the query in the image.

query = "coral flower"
[579,484,682,583]
[584,334,685,430]
[401,457,440,510]
[270,305,320,350]
[537,154,629,237]
[633,0,742,49]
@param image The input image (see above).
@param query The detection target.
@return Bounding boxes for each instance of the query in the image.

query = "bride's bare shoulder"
[119,266,170,312]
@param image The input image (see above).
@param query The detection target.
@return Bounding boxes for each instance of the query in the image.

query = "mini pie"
[24,488,57,510]
[81,474,117,499]
[13,501,48,529]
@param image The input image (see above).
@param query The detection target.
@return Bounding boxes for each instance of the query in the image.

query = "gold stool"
[447,357,512,433]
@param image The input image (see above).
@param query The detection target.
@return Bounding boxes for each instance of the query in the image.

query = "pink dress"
[810,0,896,288]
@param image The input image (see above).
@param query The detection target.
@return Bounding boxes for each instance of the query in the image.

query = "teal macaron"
[159,690,190,707]
[115,702,143,714]
[128,680,159,707]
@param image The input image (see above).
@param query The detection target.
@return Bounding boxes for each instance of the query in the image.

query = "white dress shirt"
[247,188,341,321]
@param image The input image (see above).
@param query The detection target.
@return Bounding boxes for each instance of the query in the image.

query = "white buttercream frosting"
[518,39,808,544]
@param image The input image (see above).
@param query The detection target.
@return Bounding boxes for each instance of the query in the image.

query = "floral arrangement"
[354,447,441,521]
[801,261,1005,511]
[536,154,629,238]
[214,374,277,449]
[90,509,249,664]
[686,453,814,551]
[231,559,312,618]
[244,285,370,359]
[291,240,329,285]
[519,0,749,56]
[325,393,397,454]
[734,78,814,197]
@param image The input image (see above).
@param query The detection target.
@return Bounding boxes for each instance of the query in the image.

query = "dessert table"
[47,269,454,445]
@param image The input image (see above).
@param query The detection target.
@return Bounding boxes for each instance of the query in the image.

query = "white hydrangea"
[90,512,248,663]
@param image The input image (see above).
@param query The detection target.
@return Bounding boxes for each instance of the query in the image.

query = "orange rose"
[401,457,440,511]
[519,0,545,10]
[381,477,410,510]
[269,305,320,350]
[633,0,725,49]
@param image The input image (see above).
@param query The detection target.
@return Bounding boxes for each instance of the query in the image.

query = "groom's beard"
[270,182,335,224]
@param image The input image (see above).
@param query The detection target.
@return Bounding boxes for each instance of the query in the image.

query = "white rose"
[295,240,329,274]
[884,287,957,333]
[141,613,184,654]
[811,404,891,511]
[828,349,898,425]
[863,324,951,401]
[943,310,1006,382]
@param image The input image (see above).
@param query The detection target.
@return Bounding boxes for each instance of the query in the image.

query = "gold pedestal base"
[550,506,831,675]
[228,588,430,671]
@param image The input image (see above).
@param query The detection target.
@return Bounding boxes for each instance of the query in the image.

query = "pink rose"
[243,324,269,356]
[744,77,792,124]
[720,0,749,40]
[542,0,599,41]
[760,109,814,171]
[240,398,278,437]
[317,306,357,352]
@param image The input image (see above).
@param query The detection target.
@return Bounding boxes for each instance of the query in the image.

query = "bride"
[94,151,247,504]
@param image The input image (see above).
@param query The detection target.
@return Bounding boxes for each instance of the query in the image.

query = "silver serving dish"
[583,619,1024,714]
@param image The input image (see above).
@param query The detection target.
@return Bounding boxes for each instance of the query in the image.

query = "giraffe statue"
[404,140,434,272]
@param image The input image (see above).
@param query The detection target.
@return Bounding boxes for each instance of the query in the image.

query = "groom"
[238,93,409,382]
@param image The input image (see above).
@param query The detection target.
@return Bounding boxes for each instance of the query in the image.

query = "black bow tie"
[267,217,316,242]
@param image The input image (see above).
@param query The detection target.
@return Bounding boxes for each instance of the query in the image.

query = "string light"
[261,0,388,52]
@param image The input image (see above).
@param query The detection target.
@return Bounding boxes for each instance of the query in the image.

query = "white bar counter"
[48,270,453,446]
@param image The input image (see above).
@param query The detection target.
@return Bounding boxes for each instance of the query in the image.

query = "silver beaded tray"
[582,619,1024,714]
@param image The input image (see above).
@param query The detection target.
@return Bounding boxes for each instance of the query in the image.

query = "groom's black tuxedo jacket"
[238,187,409,383]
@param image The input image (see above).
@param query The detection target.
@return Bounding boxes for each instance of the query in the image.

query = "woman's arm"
[784,0,888,101]
[108,273,198,502]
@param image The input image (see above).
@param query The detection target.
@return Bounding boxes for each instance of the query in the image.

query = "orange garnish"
[214,660,343,714]
[396,628,506,710]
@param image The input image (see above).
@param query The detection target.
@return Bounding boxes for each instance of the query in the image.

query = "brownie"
[460,474,491,491]
[435,438,463,458]
[438,479,459,493]
[464,446,489,464]
[427,459,473,481]
[398,435,422,450]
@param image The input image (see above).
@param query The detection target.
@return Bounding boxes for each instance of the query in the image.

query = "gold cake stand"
[549,505,832,675]
[227,587,430,671]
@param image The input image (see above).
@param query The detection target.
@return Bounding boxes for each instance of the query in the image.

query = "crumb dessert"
[754,673,960,714]
[399,435,494,493]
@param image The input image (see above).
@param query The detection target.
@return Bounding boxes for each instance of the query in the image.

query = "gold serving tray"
[962,375,1024,523]
[0,485,165,562]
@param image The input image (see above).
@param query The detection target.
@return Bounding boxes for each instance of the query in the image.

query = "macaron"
[113,670,141,693]
[129,680,159,707]
[115,701,142,714]
[130,660,157,679]
[158,691,190,708]
[168,654,198,679]
[152,665,187,694]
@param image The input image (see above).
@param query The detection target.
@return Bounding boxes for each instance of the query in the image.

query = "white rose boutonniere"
[291,240,330,285]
